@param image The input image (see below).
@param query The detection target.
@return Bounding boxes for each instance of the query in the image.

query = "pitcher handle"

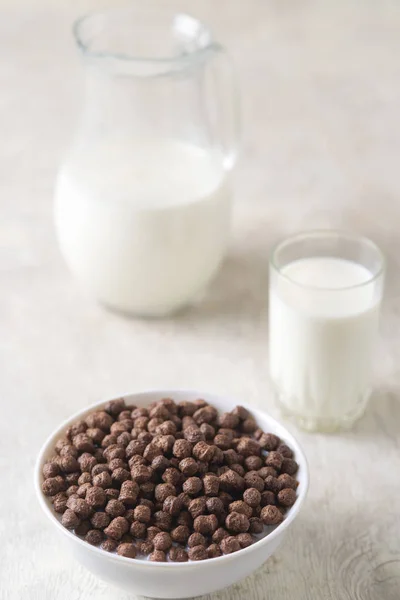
[202,44,241,171]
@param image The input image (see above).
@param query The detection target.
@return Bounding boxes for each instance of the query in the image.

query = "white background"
[1,1,400,599]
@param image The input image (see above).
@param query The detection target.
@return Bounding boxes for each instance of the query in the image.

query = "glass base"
[274,389,370,433]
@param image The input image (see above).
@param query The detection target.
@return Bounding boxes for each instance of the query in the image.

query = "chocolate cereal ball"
[134,504,151,523]
[66,485,79,498]
[169,547,188,562]
[130,520,147,539]
[188,497,207,519]
[265,451,284,471]
[101,538,118,552]
[258,466,277,479]
[149,550,166,562]
[163,495,183,516]
[188,545,208,561]
[193,514,218,536]
[277,443,293,458]
[104,517,129,540]
[218,412,240,429]
[243,487,261,508]
[231,405,249,420]
[78,472,92,486]
[87,427,106,445]
[244,471,264,492]
[244,456,262,471]
[162,467,182,487]
[61,509,80,529]
[90,511,110,530]
[153,511,172,531]
[117,542,137,558]
[42,476,65,496]
[179,458,198,477]
[228,501,253,518]
[188,532,206,548]
[183,477,202,496]
[264,476,280,494]
[112,467,130,485]
[220,536,241,554]
[131,464,152,484]
[153,532,172,552]
[236,533,253,548]
[146,526,162,541]
[105,499,125,517]
[143,443,162,462]
[53,493,68,514]
[67,498,91,519]
[225,512,250,534]
[261,491,276,507]
[249,517,263,534]
[108,458,127,471]
[85,529,103,546]
[218,491,234,508]
[172,439,192,459]
[92,467,112,489]
[236,438,260,458]
[75,520,91,537]
[60,444,79,458]
[223,449,239,466]
[43,462,60,479]
[154,483,176,503]
[101,434,118,449]
[281,458,299,476]
[277,488,297,507]
[277,474,298,491]
[77,483,91,499]
[104,398,126,416]
[193,441,215,462]
[212,527,229,544]
[206,497,224,515]
[119,480,139,504]
[93,471,112,489]
[203,474,220,496]
[261,505,284,526]
[73,434,95,454]
[178,401,197,417]
[259,433,280,451]
[139,540,154,554]
[59,455,80,473]
[184,426,205,444]
[207,543,222,558]
[171,525,190,544]
[241,418,257,434]
[86,486,106,508]
[105,488,119,500]
[151,455,170,472]
[219,470,245,494]
[200,423,215,440]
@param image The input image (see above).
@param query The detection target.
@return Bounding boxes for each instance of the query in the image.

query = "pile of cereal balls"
[42,397,299,562]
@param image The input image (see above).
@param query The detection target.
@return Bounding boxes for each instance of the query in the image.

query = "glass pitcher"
[54,6,239,317]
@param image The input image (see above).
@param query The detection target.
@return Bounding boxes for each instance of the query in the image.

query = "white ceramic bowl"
[35,390,309,599]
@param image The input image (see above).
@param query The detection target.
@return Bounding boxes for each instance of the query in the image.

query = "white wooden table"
[1,1,400,599]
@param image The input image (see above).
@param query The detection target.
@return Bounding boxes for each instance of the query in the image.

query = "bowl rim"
[34,389,309,569]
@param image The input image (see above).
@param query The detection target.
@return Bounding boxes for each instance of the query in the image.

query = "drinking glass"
[269,231,385,432]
